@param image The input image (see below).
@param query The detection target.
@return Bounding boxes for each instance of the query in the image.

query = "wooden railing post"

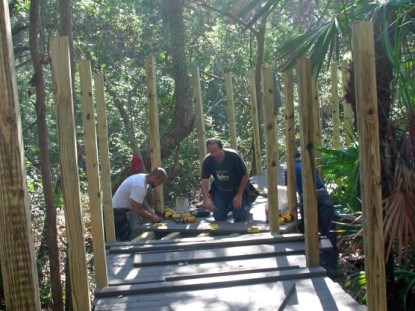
[331,62,340,148]
[283,71,297,220]
[145,56,164,213]
[296,58,319,267]
[95,73,116,243]
[262,67,279,233]
[341,60,354,146]
[352,21,386,311]
[224,72,238,150]
[78,60,108,287]
[0,1,41,309]
[249,68,262,175]
[50,36,90,310]
[192,67,207,165]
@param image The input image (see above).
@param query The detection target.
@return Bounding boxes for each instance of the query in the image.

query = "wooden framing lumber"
[78,60,108,287]
[50,36,90,310]
[145,56,164,213]
[296,58,319,267]
[0,1,41,308]
[95,73,116,243]
[352,21,386,311]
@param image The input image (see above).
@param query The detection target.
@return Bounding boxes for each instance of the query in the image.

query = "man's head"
[147,167,167,188]
[206,138,225,163]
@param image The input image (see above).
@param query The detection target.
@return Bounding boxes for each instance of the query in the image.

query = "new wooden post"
[312,75,323,179]
[78,60,108,287]
[192,67,207,165]
[262,67,279,233]
[0,1,41,309]
[296,58,319,267]
[95,73,116,243]
[341,60,354,146]
[352,21,386,311]
[145,56,164,213]
[283,71,297,220]
[248,68,262,175]
[331,62,340,148]
[50,36,90,310]
[224,72,238,150]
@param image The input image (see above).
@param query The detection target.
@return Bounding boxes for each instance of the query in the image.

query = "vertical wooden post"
[192,67,207,165]
[95,73,116,243]
[145,56,163,213]
[262,67,279,233]
[352,21,386,311]
[249,68,262,175]
[283,71,297,220]
[224,72,238,150]
[331,62,340,148]
[50,37,90,310]
[312,75,323,179]
[0,1,41,309]
[78,60,108,287]
[341,60,354,146]
[296,58,319,267]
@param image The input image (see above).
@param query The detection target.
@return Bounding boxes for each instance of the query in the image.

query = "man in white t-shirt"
[112,167,167,241]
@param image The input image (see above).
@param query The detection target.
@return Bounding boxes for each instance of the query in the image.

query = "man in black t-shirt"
[201,138,251,221]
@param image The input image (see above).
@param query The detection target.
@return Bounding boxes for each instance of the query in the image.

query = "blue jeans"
[212,189,251,221]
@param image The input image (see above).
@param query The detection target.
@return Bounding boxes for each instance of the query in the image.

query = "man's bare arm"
[201,178,215,210]
[131,201,160,222]
[233,172,249,209]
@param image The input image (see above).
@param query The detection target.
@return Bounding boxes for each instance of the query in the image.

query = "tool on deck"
[175,216,196,223]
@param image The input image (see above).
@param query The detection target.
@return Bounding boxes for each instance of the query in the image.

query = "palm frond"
[278,19,342,74]
[383,157,415,268]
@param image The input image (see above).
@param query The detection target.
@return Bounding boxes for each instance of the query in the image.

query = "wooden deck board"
[132,240,331,267]
[95,267,327,297]
[107,254,308,285]
[94,276,365,311]
[109,232,306,254]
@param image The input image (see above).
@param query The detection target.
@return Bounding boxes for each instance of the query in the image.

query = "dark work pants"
[299,191,338,268]
[212,189,251,222]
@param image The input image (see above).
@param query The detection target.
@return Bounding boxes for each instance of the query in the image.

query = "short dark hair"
[149,167,167,180]
[206,138,223,149]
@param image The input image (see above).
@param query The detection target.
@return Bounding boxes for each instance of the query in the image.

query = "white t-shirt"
[112,174,147,210]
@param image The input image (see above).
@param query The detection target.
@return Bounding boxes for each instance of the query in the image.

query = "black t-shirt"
[201,149,248,191]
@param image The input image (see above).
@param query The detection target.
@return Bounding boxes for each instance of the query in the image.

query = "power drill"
[175,216,196,223]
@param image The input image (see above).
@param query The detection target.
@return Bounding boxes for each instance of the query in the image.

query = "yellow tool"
[175,216,196,223]
[172,213,191,220]
[164,209,174,219]
[281,213,292,222]
[279,217,286,224]
[247,226,260,233]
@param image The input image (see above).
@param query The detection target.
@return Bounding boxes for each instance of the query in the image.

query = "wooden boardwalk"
[95,233,366,310]
[132,171,296,235]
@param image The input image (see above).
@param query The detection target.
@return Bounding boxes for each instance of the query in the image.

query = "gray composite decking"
[94,233,366,310]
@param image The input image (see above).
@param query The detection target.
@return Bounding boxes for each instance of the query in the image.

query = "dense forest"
[2,0,415,309]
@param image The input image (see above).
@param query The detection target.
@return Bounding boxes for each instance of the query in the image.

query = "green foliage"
[317,145,361,214]
[394,268,415,310]
[345,271,367,304]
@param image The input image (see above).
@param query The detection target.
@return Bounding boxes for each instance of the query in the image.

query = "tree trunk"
[29,1,63,310]
[157,0,195,161]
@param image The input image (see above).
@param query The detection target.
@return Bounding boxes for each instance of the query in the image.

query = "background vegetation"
[2,0,415,309]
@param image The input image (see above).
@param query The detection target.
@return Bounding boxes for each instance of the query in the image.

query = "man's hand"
[232,193,243,209]
[203,199,215,211]
[151,214,161,223]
